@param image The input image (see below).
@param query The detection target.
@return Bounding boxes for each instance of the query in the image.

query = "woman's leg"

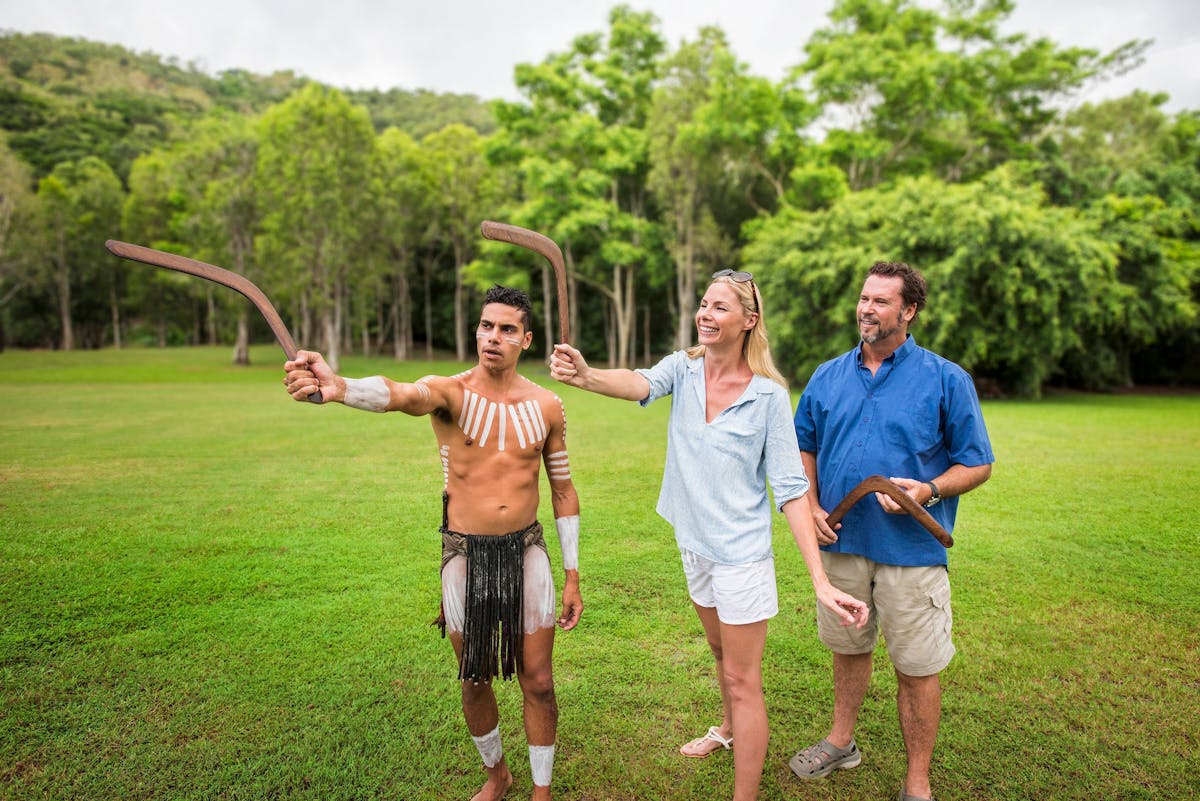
[689,602,733,745]
[718,617,769,801]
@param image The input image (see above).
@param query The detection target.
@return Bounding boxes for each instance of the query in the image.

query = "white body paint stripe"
[468,399,487,441]
[478,401,497,447]
[518,407,537,443]
[458,390,474,430]
[508,405,527,448]
[530,400,549,441]
[547,450,571,480]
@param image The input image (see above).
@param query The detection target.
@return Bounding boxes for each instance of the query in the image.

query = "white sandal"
[680,725,733,758]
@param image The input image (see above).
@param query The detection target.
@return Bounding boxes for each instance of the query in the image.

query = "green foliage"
[0,12,1197,391]
[256,85,376,367]
[747,167,1124,396]
[346,87,495,138]
[798,0,1150,188]
[32,155,125,349]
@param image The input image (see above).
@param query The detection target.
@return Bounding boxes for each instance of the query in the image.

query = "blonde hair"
[686,276,789,389]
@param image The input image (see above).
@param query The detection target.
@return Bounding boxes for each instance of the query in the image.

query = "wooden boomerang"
[104,240,323,403]
[479,221,569,345]
[825,475,954,548]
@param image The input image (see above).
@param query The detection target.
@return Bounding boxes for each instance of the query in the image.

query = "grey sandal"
[787,738,862,779]
[897,789,933,801]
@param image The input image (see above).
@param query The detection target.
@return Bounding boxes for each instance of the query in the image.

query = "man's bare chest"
[435,385,550,453]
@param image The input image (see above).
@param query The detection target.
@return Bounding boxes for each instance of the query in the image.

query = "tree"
[647,28,736,351]
[34,156,124,349]
[494,5,667,367]
[745,167,1121,396]
[420,124,499,361]
[0,136,34,351]
[647,27,817,350]
[797,0,1149,188]
[255,84,375,371]
[368,127,429,359]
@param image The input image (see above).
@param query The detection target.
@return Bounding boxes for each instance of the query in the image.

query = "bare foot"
[469,766,512,801]
[679,725,733,758]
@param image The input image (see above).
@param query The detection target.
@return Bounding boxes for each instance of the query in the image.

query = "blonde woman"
[551,270,867,801]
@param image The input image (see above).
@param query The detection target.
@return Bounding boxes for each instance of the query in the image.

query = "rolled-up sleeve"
[765,388,809,510]
[635,351,682,406]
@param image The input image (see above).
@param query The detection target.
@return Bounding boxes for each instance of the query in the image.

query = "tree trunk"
[453,241,466,362]
[394,265,411,360]
[643,303,650,366]
[55,232,74,351]
[674,215,696,351]
[206,286,217,345]
[541,263,554,358]
[109,280,122,350]
[232,308,250,365]
[565,244,579,345]
[618,265,635,368]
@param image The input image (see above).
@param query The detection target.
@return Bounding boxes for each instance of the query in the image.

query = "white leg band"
[342,376,389,412]
[529,744,555,787]
[555,515,579,571]
[471,726,503,768]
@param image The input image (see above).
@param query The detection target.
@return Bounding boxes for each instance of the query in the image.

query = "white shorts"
[680,548,778,625]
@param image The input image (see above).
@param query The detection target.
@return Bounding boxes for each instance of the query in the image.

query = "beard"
[859,317,900,344]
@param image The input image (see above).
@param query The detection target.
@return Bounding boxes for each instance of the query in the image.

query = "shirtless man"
[283,285,582,801]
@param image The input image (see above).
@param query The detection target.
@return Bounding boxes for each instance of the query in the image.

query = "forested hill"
[0,30,494,180]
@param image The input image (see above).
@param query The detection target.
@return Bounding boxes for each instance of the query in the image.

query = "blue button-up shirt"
[637,351,810,564]
[794,336,994,567]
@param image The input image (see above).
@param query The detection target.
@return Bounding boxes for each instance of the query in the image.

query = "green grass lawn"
[2,346,1197,800]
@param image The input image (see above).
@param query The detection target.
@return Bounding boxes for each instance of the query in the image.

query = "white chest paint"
[457,388,548,451]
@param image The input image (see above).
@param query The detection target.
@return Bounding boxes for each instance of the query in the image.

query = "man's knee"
[523,672,556,701]
[461,679,496,705]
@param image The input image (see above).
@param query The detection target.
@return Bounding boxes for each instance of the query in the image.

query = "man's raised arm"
[283,350,449,416]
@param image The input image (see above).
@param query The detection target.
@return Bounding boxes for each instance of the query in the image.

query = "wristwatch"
[923,481,942,508]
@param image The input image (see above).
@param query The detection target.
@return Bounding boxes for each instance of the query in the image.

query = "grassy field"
[1,346,1197,801]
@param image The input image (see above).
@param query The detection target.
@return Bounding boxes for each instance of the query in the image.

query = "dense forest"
[1,0,1197,395]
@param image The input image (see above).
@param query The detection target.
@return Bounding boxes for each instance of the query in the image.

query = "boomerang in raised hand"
[105,240,323,403]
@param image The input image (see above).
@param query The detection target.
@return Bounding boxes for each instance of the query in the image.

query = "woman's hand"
[816,584,870,628]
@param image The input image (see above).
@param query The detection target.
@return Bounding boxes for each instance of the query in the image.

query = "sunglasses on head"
[711,269,759,313]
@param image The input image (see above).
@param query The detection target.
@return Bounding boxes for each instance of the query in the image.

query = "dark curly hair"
[868,261,927,321]
[483,284,534,331]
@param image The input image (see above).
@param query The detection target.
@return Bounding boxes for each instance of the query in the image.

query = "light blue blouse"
[636,350,810,564]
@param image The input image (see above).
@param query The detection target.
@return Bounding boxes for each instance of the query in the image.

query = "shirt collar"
[856,333,916,367]
[688,353,775,400]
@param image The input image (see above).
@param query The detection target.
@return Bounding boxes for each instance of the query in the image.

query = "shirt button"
[862,417,869,423]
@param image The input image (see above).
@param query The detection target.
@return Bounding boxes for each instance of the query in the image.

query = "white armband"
[555,515,579,571]
[342,376,390,412]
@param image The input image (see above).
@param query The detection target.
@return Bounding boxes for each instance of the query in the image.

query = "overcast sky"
[3,0,1197,112]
